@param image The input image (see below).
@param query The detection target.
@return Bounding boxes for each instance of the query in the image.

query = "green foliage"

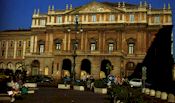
[110,86,149,103]
[94,79,107,88]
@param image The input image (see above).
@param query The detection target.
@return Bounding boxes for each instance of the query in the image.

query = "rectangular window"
[154,16,160,23]
[109,43,114,52]
[57,16,62,23]
[130,14,134,22]
[17,50,22,56]
[56,43,61,50]
[40,44,44,53]
[128,43,134,54]
[91,43,96,51]
[109,15,115,22]
[92,15,96,22]
[40,19,45,26]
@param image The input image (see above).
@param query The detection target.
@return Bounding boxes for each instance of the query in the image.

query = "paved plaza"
[14,87,110,103]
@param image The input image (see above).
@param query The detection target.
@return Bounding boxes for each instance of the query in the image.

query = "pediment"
[70,2,122,14]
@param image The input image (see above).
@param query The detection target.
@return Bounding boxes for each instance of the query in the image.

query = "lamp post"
[68,15,83,83]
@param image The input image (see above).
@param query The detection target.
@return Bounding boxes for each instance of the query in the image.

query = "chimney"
[163,3,166,10]
[34,9,36,15]
[144,1,147,7]
[66,4,68,10]
[149,4,151,10]
[168,3,171,9]
[37,9,40,15]
[48,5,51,11]
[122,2,125,8]
[140,1,142,7]
[118,2,121,8]
[70,4,72,10]
[52,5,54,11]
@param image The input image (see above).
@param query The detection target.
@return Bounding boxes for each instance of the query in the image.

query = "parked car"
[129,78,142,87]
[25,75,53,83]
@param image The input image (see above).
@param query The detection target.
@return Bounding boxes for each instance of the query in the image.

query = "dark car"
[25,75,53,83]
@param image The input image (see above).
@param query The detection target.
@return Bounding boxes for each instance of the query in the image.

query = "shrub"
[110,86,148,103]
[94,79,107,88]
[74,80,85,86]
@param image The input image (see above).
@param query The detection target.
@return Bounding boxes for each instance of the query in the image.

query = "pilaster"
[49,33,53,53]
[45,33,49,53]
[5,41,8,59]
[34,36,37,53]
[30,36,34,53]
[14,40,17,59]
[23,41,26,59]
[64,33,67,51]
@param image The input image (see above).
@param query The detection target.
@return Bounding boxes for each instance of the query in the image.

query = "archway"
[80,59,91,79]
[62,59,72,77]
[100,59,112,78]
[31,60,40,75]
[0,62,6,69]
[7,62,14,70]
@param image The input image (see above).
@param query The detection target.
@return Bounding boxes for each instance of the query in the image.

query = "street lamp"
[68,15,83,83]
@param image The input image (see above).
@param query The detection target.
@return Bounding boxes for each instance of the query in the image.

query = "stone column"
[45,33,49,53]
[86,15,88,23]
[49,33,53,53]
[99,32,101,52]
[82,15,84,22]
[144,13,146,22]
[85,32,88,52]
[0,41,1,53]
[137,32,141,54]
[122,14,125,22]
[68,32,71,51]
[102,32,106,53]
[65,15,67,23]
[30,36,34,53]
[5,41,8,59]
[64,33,67,51]
[104,14,106,22]
[69,15,71,23]
[34,36,37,53]
[81,32,84,50]
[22,41,26,59]
[14,40,17,59]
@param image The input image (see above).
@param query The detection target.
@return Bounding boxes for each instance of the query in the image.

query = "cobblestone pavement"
[15,87,110,103]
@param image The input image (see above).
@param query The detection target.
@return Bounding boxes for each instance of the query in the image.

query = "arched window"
[126,38,136,54]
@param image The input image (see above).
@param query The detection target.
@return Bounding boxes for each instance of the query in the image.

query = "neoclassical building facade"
[0,1,172,79]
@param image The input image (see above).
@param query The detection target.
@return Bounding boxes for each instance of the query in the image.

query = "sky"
[0,0,175,59]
